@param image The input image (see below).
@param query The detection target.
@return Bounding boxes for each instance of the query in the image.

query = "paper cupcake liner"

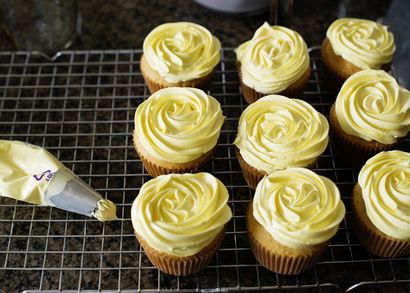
[321,38,360,92]
[141,59,216,94]
[329,105,397,167]
[235,148,319,189]
[235,148,267,189]
[321,39,391,93]
[135,227,226,276]
[246,203,327,275]
[134,136,214,177]
[351,184,410,258]
[236,62,310,104]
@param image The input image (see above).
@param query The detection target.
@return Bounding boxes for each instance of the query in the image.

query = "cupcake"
[329,69,410,167]
[235,22,310,103]
[322,18,395,91]
[234,95,329,188]
[141,22,221,93]
[248,168,346,275]
[134,87,224,177]
[131,172,232,275]
[352,151,410,258]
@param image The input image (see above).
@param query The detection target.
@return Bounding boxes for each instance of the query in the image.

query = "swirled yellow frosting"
[134,87,224,163]
[143,22,221,83]
[327,18,395,69]
[335,70,410,144]
[235,22,310,94]
[234,95,329,173]
[253,168,345,249]
[358,151,410,240]
[131,172,232,256]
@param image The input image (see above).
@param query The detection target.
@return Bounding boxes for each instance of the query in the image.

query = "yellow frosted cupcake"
[234,95,329,188]
[141,22,221,93]
[352,151,410,258]
[322,18,395,90]
[236,22,310,103]
[329,69,410,167]
[248,168,346,275]
[133,87,224,177]
[131,172,232,275]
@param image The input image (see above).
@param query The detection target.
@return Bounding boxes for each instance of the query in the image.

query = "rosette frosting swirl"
[327,18,395,69]
[134,87,224,163]
[358,151,410,240]
[234,95,329,173]
[253,168,346,249]
[335,70,410,144]
[236,22,310,94]
[143,22,221,83]
[131,173,232,256]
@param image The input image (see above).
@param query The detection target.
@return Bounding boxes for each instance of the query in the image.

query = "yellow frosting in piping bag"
[327,18,395,69]
[253,168,346,249]
[358,151,410,240]
[335,70,410,144]
[143,22,221,83]
[234,95,329,173]
[0,140,117,221]
[134,87,224,163]
[236,22,310,94]
[131,173,232,257]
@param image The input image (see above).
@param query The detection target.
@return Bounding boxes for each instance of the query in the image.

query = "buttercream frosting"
[234,95,329,173]
[253,168,346,249]
[327,18,395,69]
[134,87,224,163]
[131,172,232,257]
[335,70,410,144]
[358,151,410,240]
[143,22,221,83]
[235,22,310,94]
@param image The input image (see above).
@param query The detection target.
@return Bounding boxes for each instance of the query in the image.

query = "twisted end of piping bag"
[45,168,118,221]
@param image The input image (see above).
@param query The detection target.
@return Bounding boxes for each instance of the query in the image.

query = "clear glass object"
[0,0,77,58]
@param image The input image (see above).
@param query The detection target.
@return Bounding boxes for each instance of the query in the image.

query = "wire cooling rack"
[0,48,409,292]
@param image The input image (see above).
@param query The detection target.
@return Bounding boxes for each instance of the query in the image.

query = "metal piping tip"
[44,168,118,221]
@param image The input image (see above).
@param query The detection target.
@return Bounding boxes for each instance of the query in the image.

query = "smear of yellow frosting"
[143,22,221,83]
[253,168,346,249]
[131,173,232,257]
[93,199,118,221]
[236,22,310,94]
[358,151,410,240]
[327,18,395,69]
[134,87,224,163]
[234,95,329,173]
[335,70,410,144]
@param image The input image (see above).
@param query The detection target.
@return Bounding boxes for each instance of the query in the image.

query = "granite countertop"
[75,0,391,49]
[1,0,409,291]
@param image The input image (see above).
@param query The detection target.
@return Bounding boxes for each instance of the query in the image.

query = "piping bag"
[0,140,117,221]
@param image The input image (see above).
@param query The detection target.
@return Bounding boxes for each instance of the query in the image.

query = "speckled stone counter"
[75,0,391,48]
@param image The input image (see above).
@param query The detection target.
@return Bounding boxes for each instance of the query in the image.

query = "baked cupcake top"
[236,22,310,94]
[326,18,395,70]
[253,168,345,249]
[143,22,221,83]
[358,151,410,240]
[234,95,329,173]
[335,70,410,144]
[131,172,232,256]
[134,87,224,163]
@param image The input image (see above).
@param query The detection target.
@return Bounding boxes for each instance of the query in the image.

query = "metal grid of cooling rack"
[0,48,409,292]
